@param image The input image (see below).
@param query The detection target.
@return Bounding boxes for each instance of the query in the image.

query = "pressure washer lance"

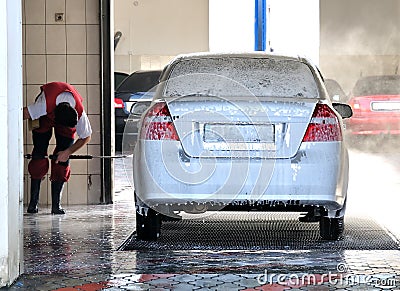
[24,154,131,160]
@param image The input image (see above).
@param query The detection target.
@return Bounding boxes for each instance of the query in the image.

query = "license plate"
[371,101,400,111]
[204,123,275,143]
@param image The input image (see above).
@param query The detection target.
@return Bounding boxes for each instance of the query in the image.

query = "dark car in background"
[346,75,400,137]
[114,70,162,151]
[114,72,129,90]
[325,78,347,103]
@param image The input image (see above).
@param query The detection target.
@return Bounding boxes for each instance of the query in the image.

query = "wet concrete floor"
[3,149,400,290]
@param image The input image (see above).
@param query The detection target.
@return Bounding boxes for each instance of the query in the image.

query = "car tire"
[319,216,344,240]
[136,208,162,241]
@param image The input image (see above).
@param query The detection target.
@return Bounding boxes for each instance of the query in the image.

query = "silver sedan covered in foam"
[133,52,353,241]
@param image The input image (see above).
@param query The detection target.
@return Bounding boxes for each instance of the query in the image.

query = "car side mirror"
[332,103,353,119]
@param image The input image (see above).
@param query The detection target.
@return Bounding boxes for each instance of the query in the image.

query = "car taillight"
[140,101,179,141]
[302,104,342,142]
[348,98,360,110]
[114,98,124,109]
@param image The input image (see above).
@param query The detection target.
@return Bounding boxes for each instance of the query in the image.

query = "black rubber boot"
[27,179,41,213]
[51,181,66,215]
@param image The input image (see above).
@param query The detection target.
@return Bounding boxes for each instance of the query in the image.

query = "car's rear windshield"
[353,75,400,96]
[117,71,161,93]
[164,57,319,98]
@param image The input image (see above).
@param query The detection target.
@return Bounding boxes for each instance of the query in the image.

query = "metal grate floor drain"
[119,212,400,251]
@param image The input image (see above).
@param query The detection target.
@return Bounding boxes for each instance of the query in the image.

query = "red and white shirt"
[28,91,92,139]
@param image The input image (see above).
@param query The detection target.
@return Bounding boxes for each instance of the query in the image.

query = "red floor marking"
[52,274,178,290]
[52,274,341,290]
[53,281,110,291]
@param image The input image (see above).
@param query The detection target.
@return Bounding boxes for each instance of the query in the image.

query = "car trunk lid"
[165,96,317,159]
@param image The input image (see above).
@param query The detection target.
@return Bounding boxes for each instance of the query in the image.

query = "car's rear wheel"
[319,216,344,240]
[136,207,162,241]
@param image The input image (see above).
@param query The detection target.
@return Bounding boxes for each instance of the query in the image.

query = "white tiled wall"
[23,0,102,206]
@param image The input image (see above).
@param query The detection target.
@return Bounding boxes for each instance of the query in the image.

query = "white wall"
[0,0,23,287]
[114,0,209,72]
[114,0,319,72]
[209,0,255,52]
[0,4,8,286]
[268,0,320,65]
[210,0,320,63]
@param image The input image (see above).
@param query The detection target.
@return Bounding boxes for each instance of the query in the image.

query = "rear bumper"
[133,140,348,213]
[346,116,400,135]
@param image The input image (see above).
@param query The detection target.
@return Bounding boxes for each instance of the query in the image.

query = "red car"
[346,75,400,135]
